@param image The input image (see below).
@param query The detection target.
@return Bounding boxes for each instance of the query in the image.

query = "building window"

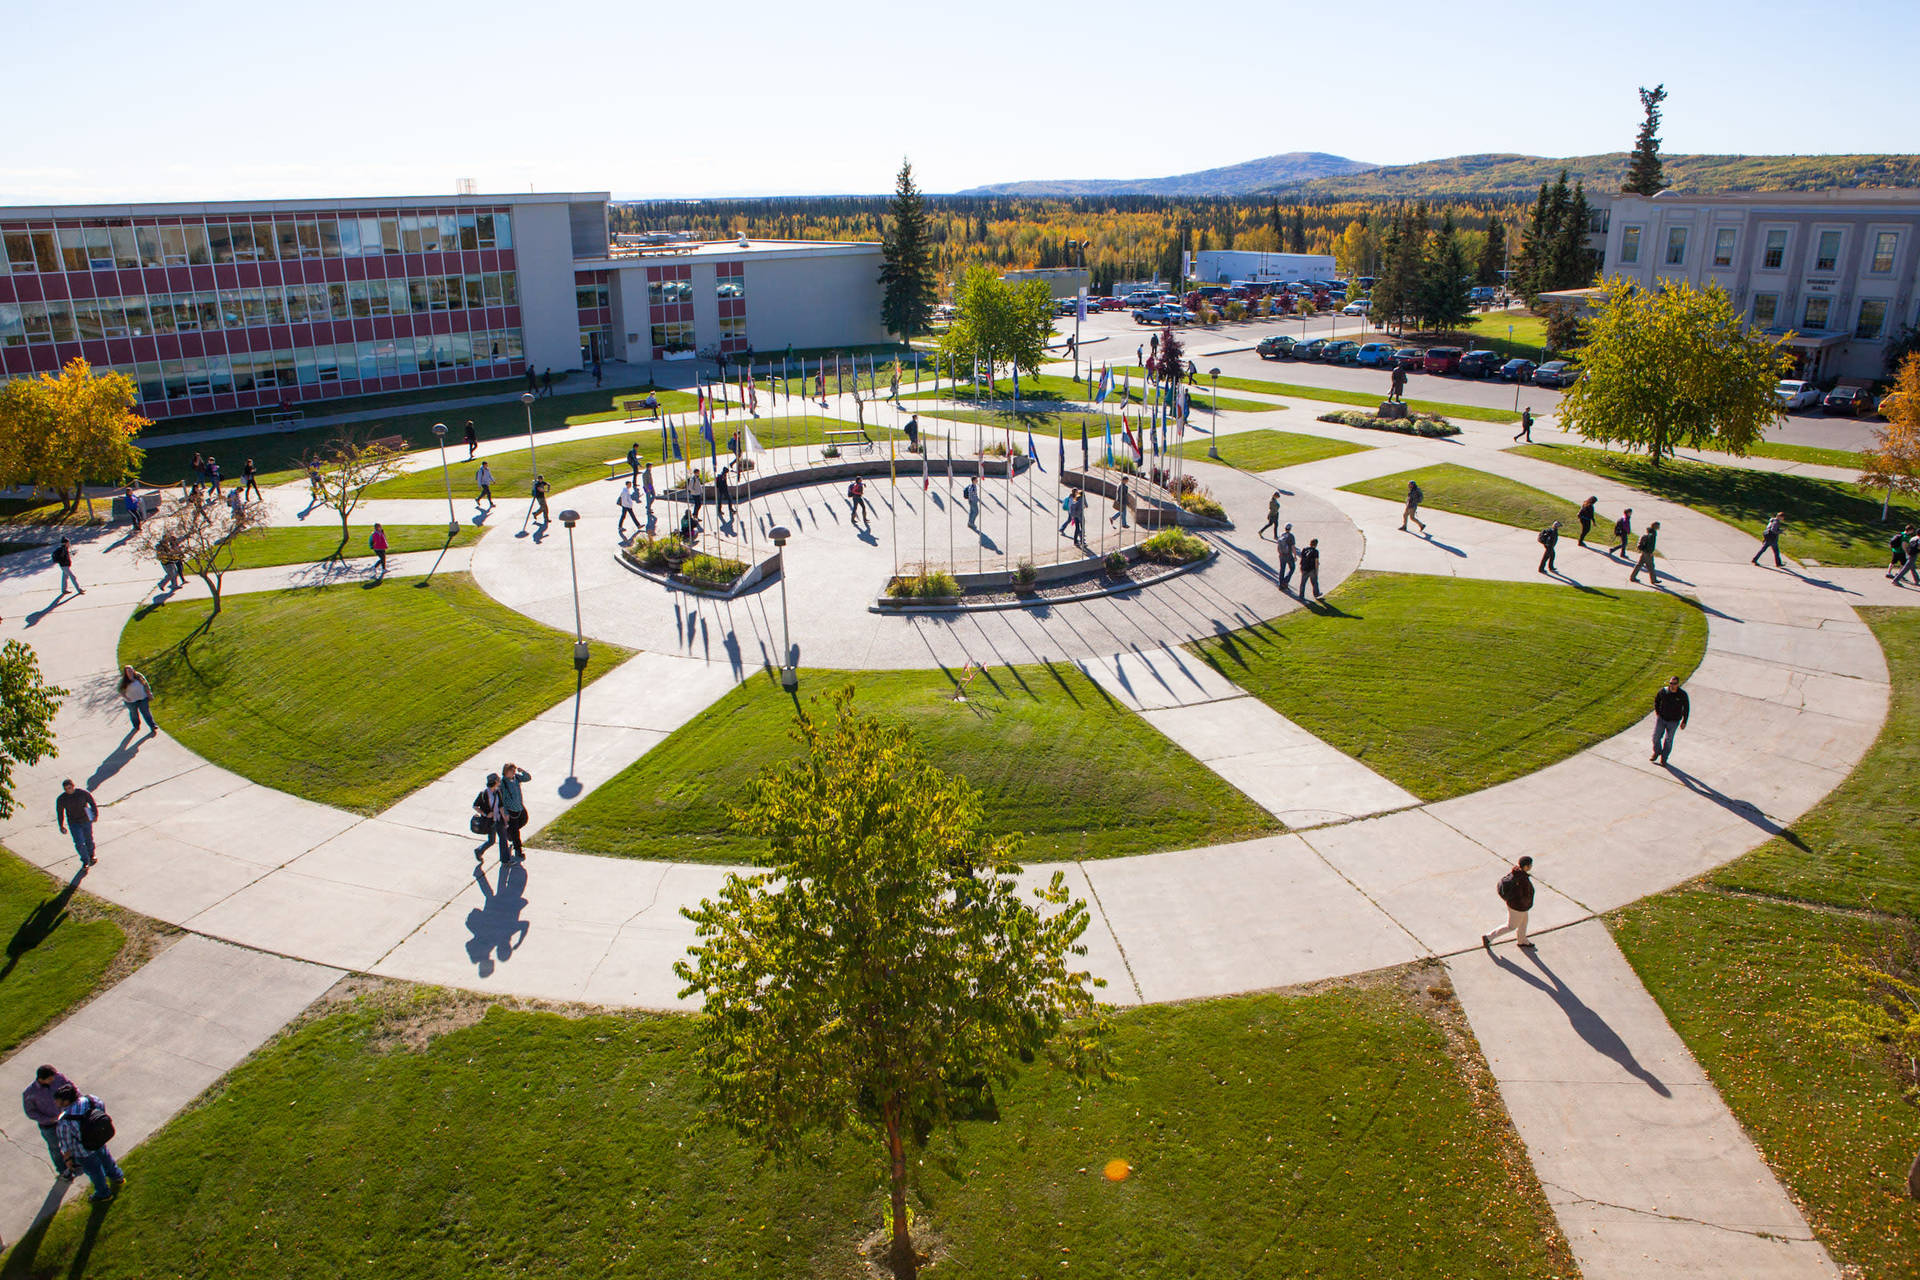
[1802,296,1831,331]
[1815,230,1841,272]
[1856,298,1888,340]
[1712,228,1736,267]
[1763,229,1787,270]
[1618,226,1641,264]
[1664,227,1688,265]
[650,319,694,355]
[1871,231,1898,274]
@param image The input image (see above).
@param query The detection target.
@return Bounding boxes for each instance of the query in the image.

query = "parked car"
[1322,340,1360,365]
[1821,385,1874,416]
[1879,390,1911,421]
[1096,295,1127,311]
[1455,350,1504,378]
[1353,342,1397,367]
[1773,379,1820,411]
[1164,307,1195,325]
[1341,299,1371,315]
[1423,347,1464,375]
[1533,360,1581,388]
[1468,286,1498,304]
[1391,348,1427,370]
[1133,306,1169,325]
[1255,334,1298,359]
[1294,338,1330,361]
[1498,358,1537,383]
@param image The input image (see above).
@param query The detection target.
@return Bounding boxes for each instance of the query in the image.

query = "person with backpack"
[123,483,145,531]
[963,479,979,530]
[641,461,656,527]
[21,1064,76,1177]
[847,476,870,527]
[715,465,735,524]
[1888,527,1919,586]
[54,1082,123,1203]
[464,421,479,460]
[206,456,222,496]
[475,461,496,510]
[1298,536,1323,599]
[1275,524,1298,593]
[1537,520,1561,575]
[369,523,389,576]
[1512,406,1534,442]
[531,475,552,526]
[1889,527,1914,576]
[51,536,83,596]
[241,458,262,500]
[1752,511,1786,568]
[1611,507,1634,558]
[1629,520,1662,585]
[1575,496,1597,547]
[1400,479,1426,534]
[472,773,505,861]
[616,480,642,542]
[1483,856,1537,951]
[1651,675,1690,765]
[498,762,532,863]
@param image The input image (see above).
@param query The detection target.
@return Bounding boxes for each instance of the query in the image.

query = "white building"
[1596,188,1920,381]
[1194,249,1338,285]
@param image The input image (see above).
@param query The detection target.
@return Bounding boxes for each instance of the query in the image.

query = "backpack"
[1637,533,1654,552]
[1538,528,1552,545]
[1408,483,1422,503]
[77,1101,115,1151]
[1496,872,1522,908]
[1615,518,1630,537]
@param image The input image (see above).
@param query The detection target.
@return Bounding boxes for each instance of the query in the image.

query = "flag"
[889,430,896,487]
[1103,416,1114,466]
[1095,365,1112,404]
[1120,412,1141,464]
[668,420,683,461]
[1026,429,1038,461]
[1079,419,1089,471]
[1056,430,1064,474]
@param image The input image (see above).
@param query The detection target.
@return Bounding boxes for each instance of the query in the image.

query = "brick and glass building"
[0,192,889,421]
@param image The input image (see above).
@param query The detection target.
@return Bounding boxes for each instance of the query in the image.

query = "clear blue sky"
[8,0,1918,205]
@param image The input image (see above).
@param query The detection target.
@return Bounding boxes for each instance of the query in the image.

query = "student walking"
[1887,527,1918,585]
[206,457,222,496]
[56,780,98,868]
[463,421,478,459]
[51,537,83,596]
[1576,496,1597,546]
[1611,508,1634,557]
[592,357,603,388]
[241,458,262,500]
[472,773,506,860]
[715,467,735,523]
[1259,491,1280,540]
[157,535,186,591]
[1298,537,1323,599]
[188,453,205,496]
[21,1065,76,1177]
[119,665,156,733]
[1111,476,1130,528]
[963,479,979,530]
[1060,489,1086,545]
[1483,856,1537,950]
[54,1083,124,1202]
[475,462,496,510]
[1752,512,1786,567]
[1651,675,1690,764]
[531,476,552,525]
[1889,527,1916,576]
[641,461,656,526]
[540,368,553,397]
[847,477,871,527]
[1512,406,1534,442]
[369,523,390,575]
[1275,524,1297,593]
[498,762,532,863]
[1629,520,1661,585]
[1537,520,1561,574]
[1400,479,1426,533]
[617,481,642,540]
[626,442,641,485]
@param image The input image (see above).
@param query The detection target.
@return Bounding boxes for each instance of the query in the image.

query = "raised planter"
[666,453,1030,504]
[870,543,1215,613]
[1060,467,1232,531]
[617,546,783,600]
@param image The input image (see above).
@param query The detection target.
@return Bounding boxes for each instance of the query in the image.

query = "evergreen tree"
[1624,84,1670,195]
[878,160,937,338]
[1476,218,1506,286]
[1548,182,1595,292]
[1288,206,1308,254]
[1420,212,1473,331]
[1513,182,1552,301]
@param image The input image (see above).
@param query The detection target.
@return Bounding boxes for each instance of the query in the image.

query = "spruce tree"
[1623,84,1670,196]
[1421,212,1473,331]
[1476,218,1506,287]
[1548,182,1595,292]
[1513,182,1553,301]
[879,159,937,338]
[1288,206,1308,254]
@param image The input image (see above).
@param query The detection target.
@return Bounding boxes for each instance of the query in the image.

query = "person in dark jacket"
[1611,507,1633,558]
[1629,520,1661,585]
[1576,496,1597,547]
[1538,520,1561,575]
[1298,537,1322,599]
[52,537,82,597]
[1483,855,1537,950]
[463,421,478,460]
[55,780,98,868]
[1753,511,1786,568]
[1651,675,1690,764]
[21,1065,76,1177]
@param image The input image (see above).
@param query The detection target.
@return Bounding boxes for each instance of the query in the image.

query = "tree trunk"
[199,573,223,618]
[883,1098,916,1279]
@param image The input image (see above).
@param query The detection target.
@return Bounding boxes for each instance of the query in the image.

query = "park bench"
[604,458,639,482]
[369,434,406,453]
[622,397,662,421]
[252,406,305,429]
[823,428,873,456]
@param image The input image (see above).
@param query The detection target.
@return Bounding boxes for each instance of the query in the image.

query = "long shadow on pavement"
[1486,946,1672,1096]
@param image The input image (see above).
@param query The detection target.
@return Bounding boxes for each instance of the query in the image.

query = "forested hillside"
[1273,151,1920,198]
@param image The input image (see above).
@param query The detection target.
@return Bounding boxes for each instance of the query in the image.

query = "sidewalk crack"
[1073,862,1143,1004]
[1538,1178,1816,1244]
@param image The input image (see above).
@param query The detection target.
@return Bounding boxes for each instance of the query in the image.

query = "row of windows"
[1,211,512,274]
[84,329,526,404]
[576,283,610,309]
[0,272,518,346]
[1751,292,1892,339]
[644,276,746,304]
[1622,223,1902,275]
[651,319,695,354]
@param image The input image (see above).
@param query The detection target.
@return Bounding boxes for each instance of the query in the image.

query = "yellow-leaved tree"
[1861,354,1920,520]
[0,358,147,518]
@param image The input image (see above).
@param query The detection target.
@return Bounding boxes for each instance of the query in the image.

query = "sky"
[8,0,1920,206]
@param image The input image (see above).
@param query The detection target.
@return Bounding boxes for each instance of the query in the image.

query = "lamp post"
[558,509,588,671]
[430,422,458,537]
[770,524,796,689]
[520,391,539,477]
[1207,367,1222,459]
[1067,239,1088,387]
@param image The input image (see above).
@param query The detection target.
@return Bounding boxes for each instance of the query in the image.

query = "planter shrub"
[680,553,748,587]
[1179,489,1227,520]
[1141,529,1208,565]
[1316,409,1462,438]
[631,534,689,570]
[916,570,960,598]
[1013,559,1038,590]
[1104,551,1129,577]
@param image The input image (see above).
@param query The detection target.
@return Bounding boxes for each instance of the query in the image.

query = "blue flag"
[1095,365,1112,404]
[1026,429,1038,461]
[1103,417,1114,466]
[1057,431,1065,474]
[668,421,683,461]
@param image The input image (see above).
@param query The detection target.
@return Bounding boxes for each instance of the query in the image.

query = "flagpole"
[946,413,954,574]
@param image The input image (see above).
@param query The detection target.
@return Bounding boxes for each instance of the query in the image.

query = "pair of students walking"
[473,763,533,863]
[21,1065,124,1203]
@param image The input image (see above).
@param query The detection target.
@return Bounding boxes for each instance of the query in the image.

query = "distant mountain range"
[957,152,1376,197]
[958,150,1920,200]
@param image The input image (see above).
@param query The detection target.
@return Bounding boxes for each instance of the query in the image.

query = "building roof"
[0,193,609,220]
[583,237,880,267]
[1605,187,1920,209]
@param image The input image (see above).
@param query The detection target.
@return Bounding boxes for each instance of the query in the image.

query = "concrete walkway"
[0,935,340,1244]
[1449,921,1841,1279]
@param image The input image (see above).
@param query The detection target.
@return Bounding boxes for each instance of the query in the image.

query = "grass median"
[0,977,1569,1279]
[1110,365,1521,424]
[1178,428,1369,472]
[535,665,1282,864]
[1512,442,1917,566]
[1189,571,1708,802]
[225,524,484,571]
[1342,463,1608,534]
[116,573,631,813]
[0,848,128,1056]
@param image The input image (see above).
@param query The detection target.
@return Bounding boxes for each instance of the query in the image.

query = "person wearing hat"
[1484,856,1537,950]
[21,1064,76,1177]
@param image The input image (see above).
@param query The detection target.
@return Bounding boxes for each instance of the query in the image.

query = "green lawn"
[0,981,1567,1280]
[1512,443,1918,566]
[0,847,126,1057]
[116,573,632,813]
[1737,442,1867,469]
[902,373,1281,417]
[1190,572,1708,802]
[1342,463,1608,534]
[536,666,1282,864]
[225,524,484,571]
[1178,428,1370,472]
[1110,366,1521,424]
[1611,608,1920,1278]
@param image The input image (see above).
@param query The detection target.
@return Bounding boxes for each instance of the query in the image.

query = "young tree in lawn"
[1860,354,1920,519]
[134,488,269,619]
[936,267,1052,391]
[0,358,147,519]
[1558,276,1788,464]
[301,428,408,548]
[1150,324,1186,390]
[0,640,66,822]
[878,159,938,340]
[675,689,1113,1280]
[1476,216,1507,287]
[1623,84,1670,196]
